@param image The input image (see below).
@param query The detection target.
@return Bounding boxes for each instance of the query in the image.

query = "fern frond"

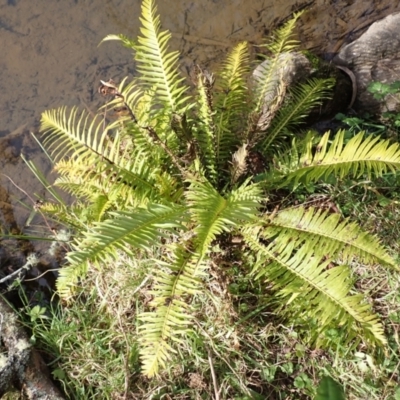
[260,78,334,153]
[242,226,386,346]
[186,178,261,256]
[252,12,303,114]
[139,245,207,377]
[192,66,218,183]
[136,0,189,112]
[215,42,250,167]
[100,33,138,50]
[40,202,86,229]
[265,206,396,267]
[284,130,400,184]
[56,262,89,300]
[41,107,169,204]
[54,147,160,207]
[57,204,188,297]
[264,11,303,55]
[41,107,106,161]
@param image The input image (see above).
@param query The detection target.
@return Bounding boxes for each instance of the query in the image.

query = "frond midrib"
[268,215,393,266]
[243,231,385,343]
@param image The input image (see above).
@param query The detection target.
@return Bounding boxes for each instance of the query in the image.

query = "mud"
[1,0,400,231]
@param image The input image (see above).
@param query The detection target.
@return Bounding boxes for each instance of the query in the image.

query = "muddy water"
[0,0,399,231]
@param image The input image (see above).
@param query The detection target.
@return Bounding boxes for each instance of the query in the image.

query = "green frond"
[100,33,138,50]
[252,12,303,114]
[40,202,85,229]
[260,78,334,153]
[213,42,250,171]
[217,41,249,97]
[56,262,89,300]
[57,203,189,297]
[284,130,400,184]
[54,176,101,201]
[41,105,168,205]
[242,226,386,346]
[41,106,145,187]
[192,67,218,183]
[41,106,106,161]
[136,0,189,112]
[54,158,158,210]
[139,245,207,377]
[186,178,261,256]
[263,11,303,55]
[264,206,396,267]
[51,178,115,223]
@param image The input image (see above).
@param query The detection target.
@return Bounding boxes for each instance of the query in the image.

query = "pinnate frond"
[215,41,250,165]
[139,245,208,377]
[242,225,387,346]
[264,11,303,54]
[136,0,189,111]
[284,130,400,184]
[57,204,188,297]
[252,12,303,114]
[100,33,138,50]
[41,106,107,161]
[265,206,396,268]
[192,66,218,183]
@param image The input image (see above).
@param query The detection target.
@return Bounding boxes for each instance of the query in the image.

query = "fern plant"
[33,0,400,377]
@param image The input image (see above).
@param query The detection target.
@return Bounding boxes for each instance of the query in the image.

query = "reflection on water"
[0,0,399,234]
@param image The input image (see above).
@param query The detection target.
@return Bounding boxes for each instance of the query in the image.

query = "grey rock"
[333,12,400,114]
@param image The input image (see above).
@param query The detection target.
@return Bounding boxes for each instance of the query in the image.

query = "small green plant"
[368,81,400,102]
[27,0,400,382]
[337,80,400,140]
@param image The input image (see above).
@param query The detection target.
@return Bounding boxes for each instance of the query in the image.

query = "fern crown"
[34,0,400,377]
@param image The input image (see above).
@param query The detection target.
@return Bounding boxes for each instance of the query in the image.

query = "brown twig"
[207,346,220,400]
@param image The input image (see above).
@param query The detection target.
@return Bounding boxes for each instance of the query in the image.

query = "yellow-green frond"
[215,41,250,167]
[136,0,189,112]
[285,130,400,184]
[252,12,303,114]
[263,11,303,55]
[41,106,107,161]
[192,66,218,183]
[57,204,188,297]
[264,206,396,267]
[242,226,386,346]
[100,33,138,50]
[139,246,207,377]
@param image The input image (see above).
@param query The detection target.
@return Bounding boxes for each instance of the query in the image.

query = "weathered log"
[0,296,65,399]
